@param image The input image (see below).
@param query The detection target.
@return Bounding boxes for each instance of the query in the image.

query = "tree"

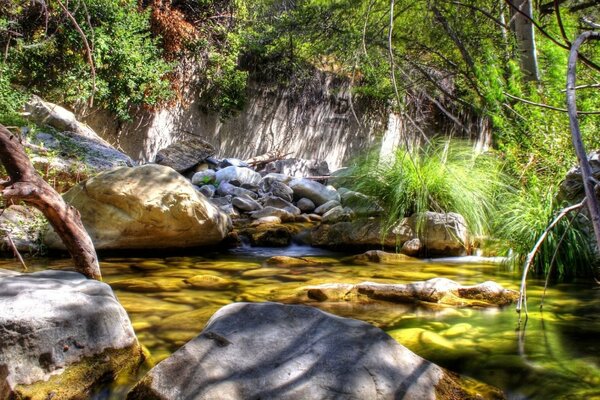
[0,124,101,280]
[508,0,540,81]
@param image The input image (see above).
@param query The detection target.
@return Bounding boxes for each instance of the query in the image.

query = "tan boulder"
[44,165,231,250]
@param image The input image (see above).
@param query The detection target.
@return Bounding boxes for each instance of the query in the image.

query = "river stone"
[155,136,215,173]
[314,199,341,215]
[128,302,501,400]
[217,181,258,199]
[302,278,519,307]
[232,196,262,212]
[322,206,353,223]
[191,169,216,186]
[249,206,296,222]
[197,184,216,198]
[0,269,143,399]
[43,165,231,250]
[288,178,340,206]
[353,250,415,263]
[215,166,261,186]
[262,196,300,215]
[297,198,316,213]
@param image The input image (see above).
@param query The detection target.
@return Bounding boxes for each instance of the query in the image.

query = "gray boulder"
[217,181,258,199]
[262,196,301,215]
[215,166,261,186]
[249,206,296,222]
[288,178,340,206]
[155,136,215,173]
[191,169,216,186]
[232,196,262,212]
[127,302,501,400]
[314,199,341,215]
[341,190,384,216]
[1,269,143,399]
[322,206,354,223]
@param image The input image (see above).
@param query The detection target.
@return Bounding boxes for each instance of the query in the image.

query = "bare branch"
[504,92,600,114]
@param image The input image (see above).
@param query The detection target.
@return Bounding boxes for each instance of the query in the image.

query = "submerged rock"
[128,302,502,400]
[353,250,415,263]
[0,269,143,399]
[44,164,231,250]
[301,278,518,307]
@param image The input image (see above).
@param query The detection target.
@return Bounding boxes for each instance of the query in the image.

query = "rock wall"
[82,71,492,171]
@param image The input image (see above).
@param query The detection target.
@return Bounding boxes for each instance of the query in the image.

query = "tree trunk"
[566,31,600,250]
[0,124,101,280]
[509,0,540,81]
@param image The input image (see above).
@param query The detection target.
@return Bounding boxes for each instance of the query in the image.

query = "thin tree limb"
[516,198,586,318]
[504,91,600,114]
[567,31,600,250]
[0,124,101,280]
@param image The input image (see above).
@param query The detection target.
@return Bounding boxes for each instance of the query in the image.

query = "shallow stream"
[2,245,599,399]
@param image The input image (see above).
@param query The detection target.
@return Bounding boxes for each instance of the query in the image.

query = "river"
[2,245,599,399]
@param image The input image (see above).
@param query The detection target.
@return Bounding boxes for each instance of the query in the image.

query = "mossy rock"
[11,344,144,400]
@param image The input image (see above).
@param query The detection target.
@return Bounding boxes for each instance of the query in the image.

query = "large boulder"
[288,178,340,206]
[128,302,501,400]
[0,269,143,399]
[154,136,215,173]
[43,165,231,250]
[311,213,469,256]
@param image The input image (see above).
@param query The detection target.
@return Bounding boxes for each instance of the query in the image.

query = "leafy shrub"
[345,139,506,237]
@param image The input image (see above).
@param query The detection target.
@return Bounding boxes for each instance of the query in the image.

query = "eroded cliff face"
[82,71,491,171]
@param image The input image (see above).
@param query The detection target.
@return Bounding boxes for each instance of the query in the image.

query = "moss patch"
[435,371,505,400]
[12,343,144,400]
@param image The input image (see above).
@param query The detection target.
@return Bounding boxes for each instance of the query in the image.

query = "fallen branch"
[0,123,101,280]
[5,232,28,272]
[516,198,586,320]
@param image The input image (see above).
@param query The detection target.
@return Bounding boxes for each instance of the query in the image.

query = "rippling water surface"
[2,246,599,399]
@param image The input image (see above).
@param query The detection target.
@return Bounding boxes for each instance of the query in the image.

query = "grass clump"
[346,139,505,237]
[494,185,595,279]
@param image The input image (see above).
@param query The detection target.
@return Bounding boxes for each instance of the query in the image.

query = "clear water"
[2,247,599,399]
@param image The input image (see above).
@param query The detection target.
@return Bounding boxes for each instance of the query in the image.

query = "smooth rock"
[265,256,319,265]
[197,184,216,198]
[185,275,236,290]
[0,270,143,399]
[267,180,294,202]
[215,166,261,186]
[44,165,231,250]
[232,196,262,212]
[288,178,340,206]
[249,206,296,222]
[155,136,215,173]
[314,199,341,215]
[262,196,300,215]
[128,302,501,400]
[250,216,282,226]
[353,250,415,264]
[401,238,422,256]
[217,181,258,199]
[191,169,216,186]
[321,206,353,223]
[297,198,316,213]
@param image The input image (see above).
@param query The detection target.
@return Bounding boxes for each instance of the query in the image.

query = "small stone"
[217,181,258,199]
[263,196,300,215]
[250,206,296,222]
[322,206,353,223]
[197,184,216,198]
[401,238,422,257]
[250,216,282,226]
[296,198,316,213]
[232,196,262,212]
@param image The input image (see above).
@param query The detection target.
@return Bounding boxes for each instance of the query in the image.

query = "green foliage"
[0,62,26,126]
[494,186,594,279]
[1,0,172,121]
[346,139,506,237]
